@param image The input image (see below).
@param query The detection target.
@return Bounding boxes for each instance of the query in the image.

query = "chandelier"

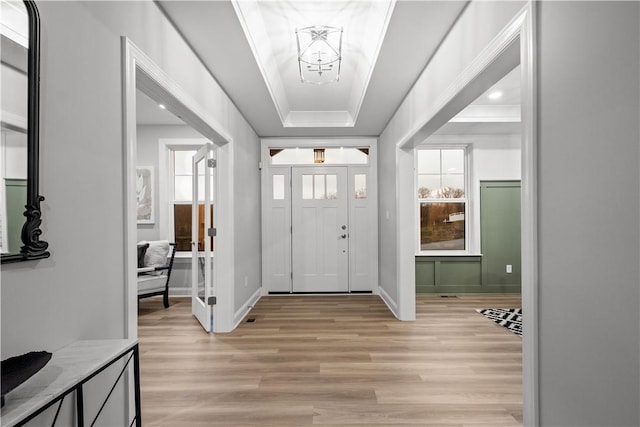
[295,25,343,84]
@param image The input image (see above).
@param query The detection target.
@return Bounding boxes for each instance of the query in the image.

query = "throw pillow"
[144,240,170,268]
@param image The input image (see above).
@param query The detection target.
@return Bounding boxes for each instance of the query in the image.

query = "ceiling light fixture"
[488,91,503,100]
[295,25,343,84]
[158,103,167,110]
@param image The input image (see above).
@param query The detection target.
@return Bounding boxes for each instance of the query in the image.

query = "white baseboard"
[233,287,262,330]
[379,286,400,319]
[168,287,190,296]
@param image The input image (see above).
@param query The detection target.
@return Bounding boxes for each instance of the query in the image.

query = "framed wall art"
[136,166,154,224]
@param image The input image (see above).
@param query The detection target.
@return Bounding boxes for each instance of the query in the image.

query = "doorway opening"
[135,88,219,334]
[122,37,235,338]
[395,5,537,424]
[261,139,378,295]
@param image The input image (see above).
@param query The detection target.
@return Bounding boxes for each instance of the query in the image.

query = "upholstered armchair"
[137,240,176,308]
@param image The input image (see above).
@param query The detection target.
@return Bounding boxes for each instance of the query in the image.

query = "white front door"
[291,167,349,292]
[192,143,216,332]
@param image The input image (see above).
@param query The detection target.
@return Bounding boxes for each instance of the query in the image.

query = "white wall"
[232,121,262,321]
[377,0,525,316]
[537,2,639,425]
[473,136,521,181]
[1,1,261,423]
[377,121,399,303]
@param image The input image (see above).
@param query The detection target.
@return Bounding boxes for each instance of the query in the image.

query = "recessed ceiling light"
[488,91,503,100]
[158,103,166,110]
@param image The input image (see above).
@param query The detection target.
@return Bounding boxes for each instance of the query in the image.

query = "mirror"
[1,0,49,263]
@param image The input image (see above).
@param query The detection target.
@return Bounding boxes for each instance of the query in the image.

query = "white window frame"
[158,138,208,256]
[415,145,471,255]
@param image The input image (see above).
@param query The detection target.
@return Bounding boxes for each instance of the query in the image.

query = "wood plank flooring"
[138,294,522,426]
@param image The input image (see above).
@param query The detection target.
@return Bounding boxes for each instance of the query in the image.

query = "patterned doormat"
[476,308,522,336]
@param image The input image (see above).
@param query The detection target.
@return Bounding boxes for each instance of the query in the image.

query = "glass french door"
[191,143,216,332]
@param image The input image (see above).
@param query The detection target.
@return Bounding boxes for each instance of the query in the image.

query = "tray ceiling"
[157,0,469,137]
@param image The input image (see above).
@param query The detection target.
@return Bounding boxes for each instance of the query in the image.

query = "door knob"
[340,234,347,239]
[341,225,347,230]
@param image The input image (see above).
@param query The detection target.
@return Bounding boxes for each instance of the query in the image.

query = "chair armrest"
[137,267,155,275]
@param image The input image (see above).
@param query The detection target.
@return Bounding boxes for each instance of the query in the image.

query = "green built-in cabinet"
[416,181,521,294]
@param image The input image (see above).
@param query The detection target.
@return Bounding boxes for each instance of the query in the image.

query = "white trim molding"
[378,286,399,319]
[233,287,262,330]
[259,137,379,296]
[392,3,538,426]
[518,4,539,426]
[122,37,236,338]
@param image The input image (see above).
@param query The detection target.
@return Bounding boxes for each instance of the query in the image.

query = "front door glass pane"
[326,175,337,199]
[314,175,325,199]
[273,174,285,200]
[302,175,313,199]
[354,174,366,199]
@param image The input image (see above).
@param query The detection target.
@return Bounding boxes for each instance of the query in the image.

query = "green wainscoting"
[480,181,521,291]
[416,181,521,295]
[416,256,483,294]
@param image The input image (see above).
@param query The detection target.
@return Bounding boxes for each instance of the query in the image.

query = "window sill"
[415,252,482,257]
[175,251,214,259]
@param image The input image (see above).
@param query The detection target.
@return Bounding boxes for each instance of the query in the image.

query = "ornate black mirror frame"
[2,0,49,264]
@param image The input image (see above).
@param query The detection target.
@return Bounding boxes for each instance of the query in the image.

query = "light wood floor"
[138,294,522,426]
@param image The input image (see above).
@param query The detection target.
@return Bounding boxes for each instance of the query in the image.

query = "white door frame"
[260,138,379,296]
[121,37,235,338]
[395,4,538,426]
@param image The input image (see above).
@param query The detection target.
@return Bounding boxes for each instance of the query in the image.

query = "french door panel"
[191,143,215,332]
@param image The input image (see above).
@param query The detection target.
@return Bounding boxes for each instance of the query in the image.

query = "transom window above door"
[270,147,369,165]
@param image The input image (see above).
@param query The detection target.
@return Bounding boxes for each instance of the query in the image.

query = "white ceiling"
[143,2,521,138]
[232,0,395,128]
[156,0,468,137]
[136,89,186,126]
[435,65,521,135]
